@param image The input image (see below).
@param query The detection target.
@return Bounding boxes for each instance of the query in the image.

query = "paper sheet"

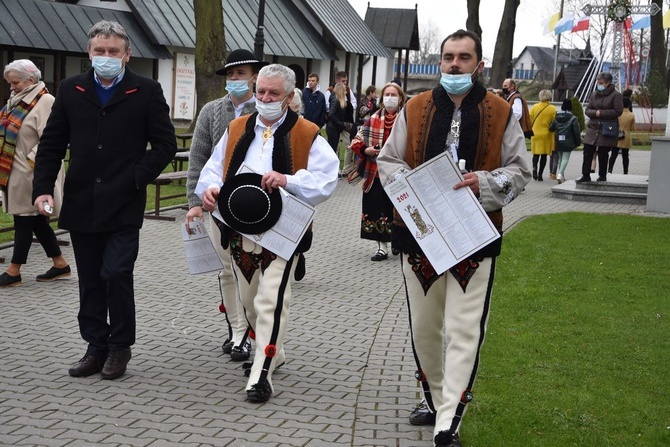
[384,152,500,274]
[181,221,224,275]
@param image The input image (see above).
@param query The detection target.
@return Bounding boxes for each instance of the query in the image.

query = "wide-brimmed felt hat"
[216,49,268,75]
[218,173,282,235]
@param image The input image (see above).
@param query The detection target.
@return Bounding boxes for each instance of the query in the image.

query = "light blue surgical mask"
[226,79,251,97]
[440,65,479,96]
[596,84,606,92]
[91,56,124,80]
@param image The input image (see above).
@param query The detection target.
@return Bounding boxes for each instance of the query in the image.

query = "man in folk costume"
[185,49,266,362]
[377,30,531,447]
[196,64,339,402]
[502,77,532,139]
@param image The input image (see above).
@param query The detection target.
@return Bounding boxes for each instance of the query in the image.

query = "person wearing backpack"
[549,98,582,184]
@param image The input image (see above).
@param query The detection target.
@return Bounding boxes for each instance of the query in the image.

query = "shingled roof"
[126,0,337,60]
[0,0,171,59]
[364,6,419,51]
[301,0,393,58]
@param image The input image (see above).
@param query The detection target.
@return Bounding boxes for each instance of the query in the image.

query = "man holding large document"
[377,29,531,447]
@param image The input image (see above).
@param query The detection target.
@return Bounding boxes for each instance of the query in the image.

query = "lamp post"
[254,0,266,61]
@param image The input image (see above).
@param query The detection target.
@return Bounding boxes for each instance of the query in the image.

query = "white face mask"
[383,96,399,111]
[255,97,287,121]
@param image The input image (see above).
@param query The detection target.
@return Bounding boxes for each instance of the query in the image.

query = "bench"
[176,133,193,149]
[145,171,188,221]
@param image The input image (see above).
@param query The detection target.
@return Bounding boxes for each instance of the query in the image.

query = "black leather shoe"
[247,382,272,403]
[101,348,132,380]
[68,353,106,377]
[597,176,607,182]
[409,401,436,426]
[0,272,21,287]
[36,265,71,282]
[222,339,234,354]
[575,175,591,183]
[532,168,538,180]
[371,250,388,261]
[230,340,251,361]
[435,431,462,447]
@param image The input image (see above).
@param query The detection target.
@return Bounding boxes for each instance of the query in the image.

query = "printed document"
[181,220,224,275]
[384,152,500,274]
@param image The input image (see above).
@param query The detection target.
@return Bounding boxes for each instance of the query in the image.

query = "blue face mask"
[92,56,124,80]
[596,84,606,92]
[440,65,478,96]
[226,79,251,97]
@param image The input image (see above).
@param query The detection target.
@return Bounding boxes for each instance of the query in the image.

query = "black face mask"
[502,88,510,96]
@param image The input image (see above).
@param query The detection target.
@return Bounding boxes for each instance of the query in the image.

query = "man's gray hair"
[3,59,41,82]
[87,20,130,51]
[258,64,296,95]
[597,72,613,84]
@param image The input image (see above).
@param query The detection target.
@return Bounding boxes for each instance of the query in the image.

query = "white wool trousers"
[209,213,246,348]
[402,256,496,437]
[232,236,295,393]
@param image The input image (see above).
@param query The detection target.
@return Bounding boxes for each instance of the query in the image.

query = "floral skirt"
[360,178,393,242]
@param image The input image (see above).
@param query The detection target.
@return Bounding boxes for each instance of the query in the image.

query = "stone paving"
[0,150,663,447]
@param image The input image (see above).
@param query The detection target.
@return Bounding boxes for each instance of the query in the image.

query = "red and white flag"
[571,17,590,32]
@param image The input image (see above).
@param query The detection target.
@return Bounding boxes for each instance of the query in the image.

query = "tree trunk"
[489,0,520,89]
[649,0,666,83]
[465,0,482,42]
[192,0,227,130]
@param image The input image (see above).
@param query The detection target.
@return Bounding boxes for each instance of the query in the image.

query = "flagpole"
[552,0,565,101]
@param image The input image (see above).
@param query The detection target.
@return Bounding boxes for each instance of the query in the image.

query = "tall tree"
[489,0,520,88]
[193,0,227,126]
[466,0,482,42]
[649,0,666,82]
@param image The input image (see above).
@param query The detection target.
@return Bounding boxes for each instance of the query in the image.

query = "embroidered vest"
[508,91,532,135]
[224,113,318,179]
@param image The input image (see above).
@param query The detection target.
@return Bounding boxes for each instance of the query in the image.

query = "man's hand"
[185,206,204,224]
[34,194,54,216]
[202,187,220,212]
[261,171,287,194]
[344,123,353,132]
[453,172,480,197]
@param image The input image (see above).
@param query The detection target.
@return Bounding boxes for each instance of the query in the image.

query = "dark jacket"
[326,95,347,133]
[584,83,623,147]
[302,87,327,128]
[549,111,581,152]
[33,68,177,232]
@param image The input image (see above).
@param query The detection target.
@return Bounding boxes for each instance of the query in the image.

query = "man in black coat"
[33,20,177,380]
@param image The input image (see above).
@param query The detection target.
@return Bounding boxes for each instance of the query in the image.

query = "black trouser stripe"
[257,256,294,385]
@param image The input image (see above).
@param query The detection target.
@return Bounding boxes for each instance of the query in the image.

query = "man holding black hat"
[186,49,264,362]
[196,63,338,403]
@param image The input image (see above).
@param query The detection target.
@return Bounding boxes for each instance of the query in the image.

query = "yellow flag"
[543,12,561,34]
[664,10,670,29]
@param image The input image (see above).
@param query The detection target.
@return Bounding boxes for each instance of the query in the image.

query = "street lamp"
[254,0,266,61]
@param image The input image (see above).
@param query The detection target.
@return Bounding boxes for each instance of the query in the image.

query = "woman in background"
[528,89,556,181]
[609,97,635,174]
[349,82,405,261]
[0,59,69,287]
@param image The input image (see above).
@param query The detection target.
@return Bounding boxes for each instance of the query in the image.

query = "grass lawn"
[463,212,670,446]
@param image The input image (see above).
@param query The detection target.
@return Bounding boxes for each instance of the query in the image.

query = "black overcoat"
[33,68,177,232]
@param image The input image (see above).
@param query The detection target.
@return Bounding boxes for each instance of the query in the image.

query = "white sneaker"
[557,174,564,184]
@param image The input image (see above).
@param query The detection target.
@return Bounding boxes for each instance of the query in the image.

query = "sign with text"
[172,53,196,120]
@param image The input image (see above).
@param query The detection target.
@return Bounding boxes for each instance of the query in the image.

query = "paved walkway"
[0,150,663,447]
